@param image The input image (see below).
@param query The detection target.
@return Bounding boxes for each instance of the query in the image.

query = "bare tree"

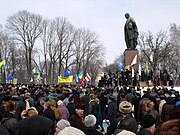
[74,29,98,73]
[53,17,76,75]
[87,50,104,85]
[138,30,172,73]
[168,23,180,85]
[6,10,43,81]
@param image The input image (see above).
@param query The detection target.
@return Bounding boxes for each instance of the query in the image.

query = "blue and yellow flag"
[58,75,73,83]
[76,71,83,84]
[36,72,41,80]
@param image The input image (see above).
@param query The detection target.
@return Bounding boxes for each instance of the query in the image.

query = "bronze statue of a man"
[124,13,138,49]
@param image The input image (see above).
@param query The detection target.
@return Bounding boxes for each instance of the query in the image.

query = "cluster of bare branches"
[137,24,180,85]
[0,10,105,84]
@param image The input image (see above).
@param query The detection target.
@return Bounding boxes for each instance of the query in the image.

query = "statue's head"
[125,13,130,19]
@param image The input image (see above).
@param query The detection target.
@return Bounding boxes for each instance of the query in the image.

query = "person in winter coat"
[106,101,137,135]
[43,101,55,134]
[88,93,99,128]
[1,101,18,135]
[137,115,156,135]
[57,100,69,120]
[83,114,102,135]
[107,96,117,123]
[157,119,180,135]
[68,102,86,131]
[161,96,176,122]
[66,96,76,117]
[16,116,53,135]
[48,98,59,122]
[0,123,10,135]
[81,91,90,116]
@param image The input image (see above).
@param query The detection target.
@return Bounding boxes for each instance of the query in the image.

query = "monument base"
[124,49,138,71]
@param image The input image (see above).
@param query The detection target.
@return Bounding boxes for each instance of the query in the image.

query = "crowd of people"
[0,82,179,135]
[99,69,174,88]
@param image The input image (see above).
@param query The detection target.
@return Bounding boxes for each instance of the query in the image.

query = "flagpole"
[3,66,6,84]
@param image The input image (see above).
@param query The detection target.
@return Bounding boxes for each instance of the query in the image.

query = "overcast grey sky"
[1,0,180,64]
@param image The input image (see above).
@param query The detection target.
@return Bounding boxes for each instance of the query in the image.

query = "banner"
[58,75,73,83]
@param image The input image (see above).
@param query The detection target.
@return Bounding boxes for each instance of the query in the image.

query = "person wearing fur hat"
[137,114,156,135]
[1,100,18,135]
[21,107,38,119]
[106,101,137,135]
[157,119,180,135]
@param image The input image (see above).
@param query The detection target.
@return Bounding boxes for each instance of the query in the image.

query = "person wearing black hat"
[137,114,156,135]
[68,102,86,131]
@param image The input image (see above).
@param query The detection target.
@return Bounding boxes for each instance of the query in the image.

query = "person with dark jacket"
[42,102,55,135]
[0,123,10,135]
[81,91,90,116]
[161,96,176,122]
[16,116,53,135]
[137,115,156,135]
[106,101,137,135]
[1,101,18,135]
[66,96,76,117]
[107,96,117,123]
[83,114,103,135]
[88,93,99,127]
[68,102,86,131]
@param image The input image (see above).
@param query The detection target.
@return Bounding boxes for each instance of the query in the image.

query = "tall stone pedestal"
[124,49,139,71]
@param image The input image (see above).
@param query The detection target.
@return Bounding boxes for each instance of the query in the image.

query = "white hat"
[57,127,85,135]
[56,119,70,130]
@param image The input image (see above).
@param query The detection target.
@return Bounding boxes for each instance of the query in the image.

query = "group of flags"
[58,68,73,83]
[120,53,154,77]
[1,53,153,84]
[58,68,91,85]
[0,59,91,84]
